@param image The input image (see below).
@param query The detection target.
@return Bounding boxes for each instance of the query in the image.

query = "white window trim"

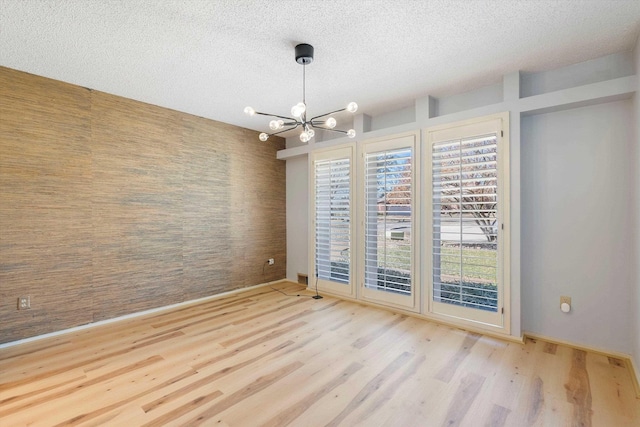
[309,143,356,298]
[357,132,421,312]
[423,112,511,335]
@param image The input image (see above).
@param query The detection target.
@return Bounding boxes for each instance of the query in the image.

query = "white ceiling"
[1,0,639,136]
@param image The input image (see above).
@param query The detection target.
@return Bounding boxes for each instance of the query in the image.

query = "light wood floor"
[1,282,638,426]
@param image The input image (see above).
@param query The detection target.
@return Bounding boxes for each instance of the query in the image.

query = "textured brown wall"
[0,67,286,343]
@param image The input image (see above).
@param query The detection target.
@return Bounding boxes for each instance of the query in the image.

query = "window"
[360,134,419,310]
[310,145,355,296]
[426,114,509,330]
[307,114,509,333]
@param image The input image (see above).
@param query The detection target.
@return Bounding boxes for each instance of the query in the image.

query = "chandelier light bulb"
[259,132,269,142]
[269,120,279,130]
[346,102,358,113]
[326,117,337,128]
[244,106,256,116]
[307,128,315,138]
[300,131,311,143]
[291,102,306,118]
[347,129,356,138]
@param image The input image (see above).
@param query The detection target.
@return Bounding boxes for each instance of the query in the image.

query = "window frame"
[357,132,420,311]
[306,113,510,336]
[309,144,356,297]
[424,113,510,333]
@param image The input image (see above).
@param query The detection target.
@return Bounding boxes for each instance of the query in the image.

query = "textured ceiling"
[1,0,639,135]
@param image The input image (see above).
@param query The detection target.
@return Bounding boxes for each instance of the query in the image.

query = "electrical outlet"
[18,296,30,310]
[560,296,571,306]
[268,258,275,265]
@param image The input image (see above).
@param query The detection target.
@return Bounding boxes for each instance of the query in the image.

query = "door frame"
[423,113,511,334]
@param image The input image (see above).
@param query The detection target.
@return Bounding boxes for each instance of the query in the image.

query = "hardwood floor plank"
[324,351,414,427]
[313,299,343,311]
[486,404,511,427]
[132,330,186,346]
[526,376,545,425]
[140,390,223,426]
[441,372,486,426]
[329,317,353,331]
[0,330,168,391]
[191,320,307,371]
[0,374,86,406]
[0,340,71,361]
[508,340,574,426]
[1,283,638,426]
[607,356,625,368]
[176,361,304,426]
[52,369,198,426]
[435,331,482,383]
[587,351,640,425]
[150,306,248,330]
[261,362,364,427]
[0,355,163,418]
[543,342,558,355]
[351,314,406,349]
[218,309,314,347]
[565,349,593,427]
[352,354,427,425]
[141,340,294,413]
[230,299,307,325]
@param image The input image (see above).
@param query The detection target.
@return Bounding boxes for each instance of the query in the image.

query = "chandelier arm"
[268,123,301,137]
[308,124,350,135]
[309,108,347,122]
[326,129,350,135]
[310,120,339,127]
[254,111,299,122]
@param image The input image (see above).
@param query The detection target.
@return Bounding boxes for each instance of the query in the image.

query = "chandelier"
[244,43,358,143]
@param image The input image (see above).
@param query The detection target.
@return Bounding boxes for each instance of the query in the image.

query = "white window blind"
[432,133,498,312]
[315,157,351,284]
[364,147,412,295]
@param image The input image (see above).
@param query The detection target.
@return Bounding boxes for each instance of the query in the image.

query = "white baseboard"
[0,279,286,350]
[525,331,640,399]
[523,331,631,359]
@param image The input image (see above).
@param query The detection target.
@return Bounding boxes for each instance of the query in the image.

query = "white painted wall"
[521,51,635,97]
[370,105,415,131]
[436,82,503,116]
[521,100,635,354]
[285,156,308,281]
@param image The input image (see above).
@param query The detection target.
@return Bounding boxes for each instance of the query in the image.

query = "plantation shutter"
[314,157,351,284]
[431,133,499,313]
[364,147,413,295]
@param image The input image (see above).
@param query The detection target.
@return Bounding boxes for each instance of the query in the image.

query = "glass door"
[360,134,419,310]
[311,145,355,297]
[426,116,509,329]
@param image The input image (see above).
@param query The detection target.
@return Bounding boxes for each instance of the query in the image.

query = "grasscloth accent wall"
[0,67,286,344]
